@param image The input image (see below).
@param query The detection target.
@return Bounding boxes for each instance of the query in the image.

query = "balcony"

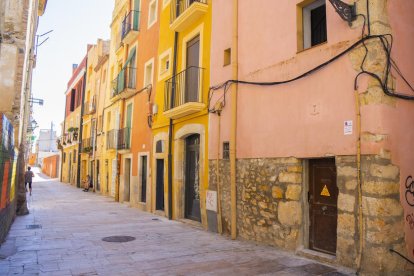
[170,0,208,32]
[106,128,131,151]
[164,66,205,119]
[83,98,96,115]
[111,67,137,101]
[81,137,93,153]
[121,10,140,45]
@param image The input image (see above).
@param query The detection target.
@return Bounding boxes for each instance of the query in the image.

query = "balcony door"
[125,103,132,149]
[185,35,200,103]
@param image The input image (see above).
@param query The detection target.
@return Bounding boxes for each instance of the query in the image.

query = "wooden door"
[309,158,338,255]
[96,160,100,191]
[185,35,200,103]
[185,134,201,222]
[124,158,131,202]
[156,159,165,211]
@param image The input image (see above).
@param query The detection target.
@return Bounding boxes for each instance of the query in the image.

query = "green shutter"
[133,0,140,30]
[122,47,136,70]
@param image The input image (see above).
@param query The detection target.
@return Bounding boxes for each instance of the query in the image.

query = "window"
[148,0,158,29]
[223,142,230,160]
[144,58,154,87]
[63,152,66,163]
[298,0,327,50]
[70,89,76,111]
[162,0,170,9]
[224,48,231,66]
[158,48,172,80]
[73,150,77,163]
[156,140,164,153]
[98,115,103,132]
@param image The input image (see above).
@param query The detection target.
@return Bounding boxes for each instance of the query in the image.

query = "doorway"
[185,35,200,103]
[140,155,147,203]
[124,158,131,202]
[96,160,100,191]
[156,159,164,211]
[184,134,201,222]
[308,158,338,255]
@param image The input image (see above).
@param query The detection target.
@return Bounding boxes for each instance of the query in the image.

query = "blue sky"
[32,0,113,138]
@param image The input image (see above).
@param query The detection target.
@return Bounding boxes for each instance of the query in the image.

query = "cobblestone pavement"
[0,169,354,275]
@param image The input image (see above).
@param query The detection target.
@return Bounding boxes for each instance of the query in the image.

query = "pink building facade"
[208,0,414,273]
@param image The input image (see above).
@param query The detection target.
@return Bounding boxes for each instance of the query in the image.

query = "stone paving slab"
[0,168,355,275]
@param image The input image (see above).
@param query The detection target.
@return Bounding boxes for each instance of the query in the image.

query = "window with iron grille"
[223,142,230,160]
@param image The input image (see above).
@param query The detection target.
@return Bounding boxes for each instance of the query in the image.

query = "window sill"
[297,41,328,54]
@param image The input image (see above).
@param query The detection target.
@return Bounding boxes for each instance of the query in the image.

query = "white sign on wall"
[344,120,353,135]
[206,190,217,212]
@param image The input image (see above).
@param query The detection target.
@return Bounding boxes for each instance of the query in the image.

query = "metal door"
[185,35,200,103]
[185,134,201,222]
[309,158,338,255]
[156,159,165,211]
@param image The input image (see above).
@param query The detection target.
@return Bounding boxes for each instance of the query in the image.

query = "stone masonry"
[209,155,411,274]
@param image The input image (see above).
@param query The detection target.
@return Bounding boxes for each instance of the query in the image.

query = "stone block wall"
[209,157,303,250]
[209,155,410,274]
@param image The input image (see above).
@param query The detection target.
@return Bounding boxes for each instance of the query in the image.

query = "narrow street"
[0,169,352,276]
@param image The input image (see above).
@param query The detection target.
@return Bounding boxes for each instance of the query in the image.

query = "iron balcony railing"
[121,10,140,40]
[83,98,96,115]
[81,137,93,153]
[164,66,204,111]
[117,127,131,150]
[106,128,131,150]
[170,0,207,23]
[111,67,137,98]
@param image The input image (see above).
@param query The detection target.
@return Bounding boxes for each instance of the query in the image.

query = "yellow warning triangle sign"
[320,185,330,197]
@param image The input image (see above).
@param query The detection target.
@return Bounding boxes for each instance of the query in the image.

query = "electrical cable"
[389,249,414,265]
[208,22,414,113]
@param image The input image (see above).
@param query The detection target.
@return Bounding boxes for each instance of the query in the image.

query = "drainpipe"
[230,0,238,240]
[77,68,87,188]
[168,31,179,220]
[354,89,363,272]
[216,108,223,234]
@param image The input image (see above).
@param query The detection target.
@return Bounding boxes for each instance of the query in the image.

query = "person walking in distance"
[25,166,35,196]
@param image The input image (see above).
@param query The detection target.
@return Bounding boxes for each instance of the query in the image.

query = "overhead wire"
[208,10,414,113]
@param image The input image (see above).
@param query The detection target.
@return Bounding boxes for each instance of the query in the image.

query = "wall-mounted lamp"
[29,97,44,106]
[328,0,357,25]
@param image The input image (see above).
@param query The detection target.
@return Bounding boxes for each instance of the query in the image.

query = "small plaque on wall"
[206,190,217,212]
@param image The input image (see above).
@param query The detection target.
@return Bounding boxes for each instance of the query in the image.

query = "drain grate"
[152,218,159,221]
[102,236,136,243]
[26,224,42,229]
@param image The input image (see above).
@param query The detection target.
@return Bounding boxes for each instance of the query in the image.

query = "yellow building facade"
[80,40,110,192]
[152,0,212,227]
[102,0,134,200]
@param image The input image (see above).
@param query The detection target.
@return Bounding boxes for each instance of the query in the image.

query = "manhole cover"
[26,224,42,229]
[102,236,136,243]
